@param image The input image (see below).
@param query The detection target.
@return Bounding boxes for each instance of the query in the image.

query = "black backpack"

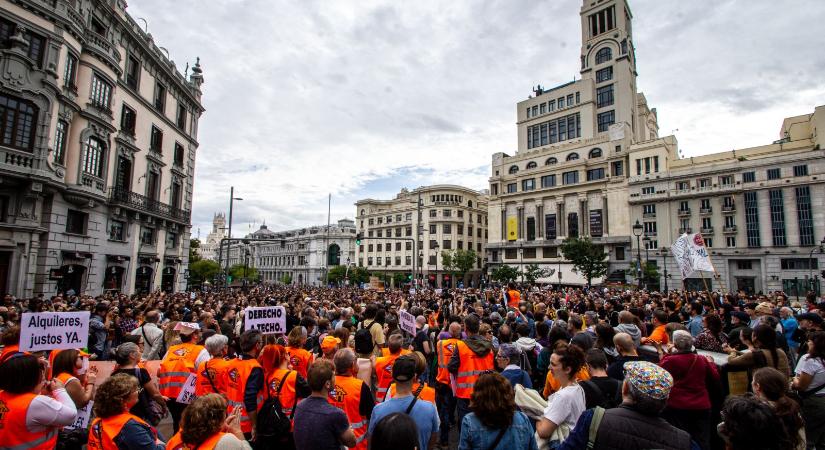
[255,371,296,447]
[355,321,378,355]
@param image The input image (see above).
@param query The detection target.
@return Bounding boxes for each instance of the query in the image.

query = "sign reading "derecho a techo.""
[20,311,90,352]
[244,306,286,334]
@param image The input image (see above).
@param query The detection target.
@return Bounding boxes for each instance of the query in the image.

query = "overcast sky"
[127,0,825,240]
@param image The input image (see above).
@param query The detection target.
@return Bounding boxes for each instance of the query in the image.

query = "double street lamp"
[224,186,243,287]
[633,220,644,290]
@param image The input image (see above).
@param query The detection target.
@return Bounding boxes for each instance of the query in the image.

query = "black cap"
[731,311,750,323]
[392,355,417,382]
[796,313,823,325]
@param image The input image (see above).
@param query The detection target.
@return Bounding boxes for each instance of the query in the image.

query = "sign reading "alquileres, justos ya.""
[20,311,90,352]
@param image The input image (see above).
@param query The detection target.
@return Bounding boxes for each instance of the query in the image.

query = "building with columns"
[487,0,661,285]
[0,0,204,297]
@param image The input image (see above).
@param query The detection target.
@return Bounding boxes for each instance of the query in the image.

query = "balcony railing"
[109,187,190,224]
[701,227,714,234]
[723,226,738,234]
[700,207,713,214]
[677,209,691,217]
[643,212,656,218]
[722,205,736,212]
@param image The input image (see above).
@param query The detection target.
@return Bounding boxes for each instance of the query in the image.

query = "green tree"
[441,249,477,283]
[327,265,348,285]
[392,273,408,287]
[280,274,292,284]
[560,237,609,287]
[350,267,371,285]
[491,265,521,283]
[189,259,219,284]
[189,238,202,263]
[229,264,259,282]
[628,261,659,289]
[523,264,548,285]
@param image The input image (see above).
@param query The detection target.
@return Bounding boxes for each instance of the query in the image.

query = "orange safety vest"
[158,343,204,398]
[267,368,299,419]
[0,392,59,450]
[54,372,79,387]
[225,358,264,433]
[507,289,521,309]
[327,374,369,450]
[285,346,313,380]
[454,340,494,399]
[88,413,155,450]
[165,430,227,450]
[0,343,18,362]
[380,347,411,357]
[195,358,230,396]
[373,352,403,402]
[387,382,436,406]
[436,338,460,385]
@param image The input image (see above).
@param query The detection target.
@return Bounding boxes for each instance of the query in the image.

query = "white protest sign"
[244,306,286,334]
[66,401,93,430]
[398,310,416,335]
[409,289,416,295]
[175,373,198,404]
[435,289,442,295]
[20,311,90,352]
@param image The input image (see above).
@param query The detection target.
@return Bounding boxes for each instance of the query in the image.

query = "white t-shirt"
[795,354,825,395]
[543,384,586,428]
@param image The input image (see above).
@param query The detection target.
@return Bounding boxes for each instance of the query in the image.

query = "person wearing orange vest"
[0,353,77,450]
[196,334,231,396]
[266,344,311,428]
[506,282,521,309]
[447,314,494,434]
[373,333,405,402]
[328,348,374,450]
[165,393,249,450]
[225,330,265,440]
[380,347,412,357]
[157,322,209,433]
[87,373,164,450]
[286,326,314,379]
[51,348,96,415]
[385,351,436,407]
[434,321,461,448]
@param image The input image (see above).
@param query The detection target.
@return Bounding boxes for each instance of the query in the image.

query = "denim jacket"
[459,411,538,450]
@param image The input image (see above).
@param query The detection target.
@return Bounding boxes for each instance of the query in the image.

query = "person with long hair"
[792,331,825,449]
[594,323,618,364]
[694,314,728,353]
[458,372,537,450]
[0,353,77,449]
[369,412,419,450]
[88,373,164,449]
[537,343,587,444]
[752,367,805,450]
[165,394,250,450]
[726,324,791,380]
[717,394,789,450]
[265,343,311,443]
[286,326,314,379]
[52,349,96,410]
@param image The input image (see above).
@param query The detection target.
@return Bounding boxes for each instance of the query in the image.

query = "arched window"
[545,157,558,166]
[566,153,580,161]
[589,148,603,158]
[595,47,612,64]
[526,161,537,170]
[468,200,473,208]
[508,165,519,174]
[82,136,106,177]
[360,209,365,216]
[0,94,38,151]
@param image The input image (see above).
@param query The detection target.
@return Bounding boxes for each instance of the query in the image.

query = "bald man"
[606,332,645,381]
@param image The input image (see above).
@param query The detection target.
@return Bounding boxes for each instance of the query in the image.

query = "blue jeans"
[436,382,455,444]
[456,398,472,437]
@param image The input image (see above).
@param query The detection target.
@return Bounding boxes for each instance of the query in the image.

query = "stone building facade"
[199,212,225,262]
[355,186,489,288]
[0,0,204,297]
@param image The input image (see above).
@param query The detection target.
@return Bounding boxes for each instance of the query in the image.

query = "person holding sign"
[0,353,78,450]
[87,373,165,450]
[157,322,209,433]
[52,349,96,450]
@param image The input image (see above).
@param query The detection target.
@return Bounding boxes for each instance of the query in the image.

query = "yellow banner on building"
[506,217,518,241]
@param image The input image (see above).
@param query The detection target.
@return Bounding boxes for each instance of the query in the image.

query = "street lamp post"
[633,220,644,290]
[642,235,651,290]
[809,237,825,295]
[224,186,243,287]
[519,243,524,284]
[434,243,440,288]
[661,249,670,294]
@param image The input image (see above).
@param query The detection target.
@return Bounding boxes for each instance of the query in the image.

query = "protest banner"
[244,306,286,334]
[66,401,94,430]
[398,310,416,335]
[368,276,385,292]
[176,373,198,404]
[19,311,90,352]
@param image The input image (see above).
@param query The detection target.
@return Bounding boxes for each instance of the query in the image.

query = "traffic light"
[407,273,412,281]
[355,232,363,246]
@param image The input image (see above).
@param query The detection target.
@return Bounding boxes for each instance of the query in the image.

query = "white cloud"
[126,0,825,237]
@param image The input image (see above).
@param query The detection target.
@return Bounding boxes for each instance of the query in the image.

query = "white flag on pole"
[671,233,715,279]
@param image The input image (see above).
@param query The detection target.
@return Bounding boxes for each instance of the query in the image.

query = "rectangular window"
[595,66,613,83]
[150,126,163,153]
[736,260,752,270]
[643,204,656,215]
[174,143,185,167]
[563,171,579,185]
[457,224,464,235]
[726,236,736,247]
[796,186,814,246]
[596,84,614,108]
[719,175,733,186]
[507,183,517,193]
[743,171,755,183]
[82,137,104,177]
[176,104,187,130]
[546,214,557,240]
[780,258,819,270]
[376,243,382,252]
[558,97,564,108]
[586,168,605,181]
[125,55,140,90]
[429,209,437,218]
[527,113,580,149]
[702,217,712,229]
[576,92,580,104]
[611,161,623,176]
[644,221,657,234]
[541,175,556,188]
[549,100,555,111]
[615,246,625,260]
[120,104,136,135]
[566,94,574,106]
[109,219,125,241]
[705,238,713,248]
[531,105,538,116]
[66,209,88,235]
[64,53,78,89]
[443,224,451,234]
[769,189,786,246]
[53,120,67,165]
[539,103,546,114]
[597,110,615,132]
[767,168,781,180]
[676,181,690,191]
[522,178,536,191]
[526,217,536,241]
[442,240,452,250]
[568,213,579,238]
[166,231,179,249]
[154,83,166,112]
[793,165,808,177]
[443,209,451,218]
[641,187,654,195]
[90,74,112,109]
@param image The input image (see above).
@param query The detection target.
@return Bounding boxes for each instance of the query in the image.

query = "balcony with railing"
[85,31,122,69]
[722,204,736,212]
[701,227,714,234]
[677,208,691,217]
[700,207,713,215]
[109,186,190,224]
[723,226,738,234]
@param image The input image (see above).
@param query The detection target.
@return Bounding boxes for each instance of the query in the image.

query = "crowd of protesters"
[0,282,824,450]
